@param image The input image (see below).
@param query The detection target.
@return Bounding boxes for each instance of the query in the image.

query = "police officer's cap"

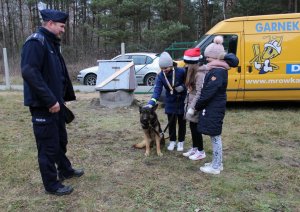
[40,9,68,23]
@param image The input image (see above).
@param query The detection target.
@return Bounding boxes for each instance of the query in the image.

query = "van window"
[196,34,238,55]
[228,35,238,54]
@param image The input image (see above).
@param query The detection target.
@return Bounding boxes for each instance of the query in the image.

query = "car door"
[129,55,149,84]
[130,55,148,73]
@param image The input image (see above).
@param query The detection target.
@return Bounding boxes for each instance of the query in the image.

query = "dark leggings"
[190,121,203,151]
[167,114,186,142]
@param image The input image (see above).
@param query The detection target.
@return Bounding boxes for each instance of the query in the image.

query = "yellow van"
[192,13,300,101]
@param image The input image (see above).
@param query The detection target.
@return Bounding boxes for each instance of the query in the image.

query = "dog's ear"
[152,104,158,111]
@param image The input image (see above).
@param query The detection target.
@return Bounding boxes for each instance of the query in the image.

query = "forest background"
[0,0,299,81]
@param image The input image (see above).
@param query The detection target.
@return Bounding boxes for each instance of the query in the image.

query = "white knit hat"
[159,52,173,68]
[204,36,226,59]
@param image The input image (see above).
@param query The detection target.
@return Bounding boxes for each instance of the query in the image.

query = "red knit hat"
[183,48,201,64]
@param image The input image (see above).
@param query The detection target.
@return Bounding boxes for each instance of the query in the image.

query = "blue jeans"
[210,135,222,169]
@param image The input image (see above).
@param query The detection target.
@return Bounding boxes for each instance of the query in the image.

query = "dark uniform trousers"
[30,106,74,192]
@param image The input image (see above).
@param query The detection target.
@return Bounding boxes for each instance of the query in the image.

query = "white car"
[77,52,160,86]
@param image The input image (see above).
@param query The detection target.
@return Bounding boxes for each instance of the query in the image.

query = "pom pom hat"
[204,36,226,59]
[40,9,69,24]
[183,48,201,64]
[159,52,173,68]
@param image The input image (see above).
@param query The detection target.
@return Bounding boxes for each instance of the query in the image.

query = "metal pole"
[3,48,10,89]
[121,42,125,57]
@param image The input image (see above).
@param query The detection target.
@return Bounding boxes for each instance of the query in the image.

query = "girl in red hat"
[182,48,207,160]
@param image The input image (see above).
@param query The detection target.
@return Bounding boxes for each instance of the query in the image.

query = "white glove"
[187,108,195,115]
[175,85,184,93]
[143,104,153,109]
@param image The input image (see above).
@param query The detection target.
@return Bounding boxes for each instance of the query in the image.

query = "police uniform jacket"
[195,66,228,136]
[149,67,186,114]
[21,27,75,108]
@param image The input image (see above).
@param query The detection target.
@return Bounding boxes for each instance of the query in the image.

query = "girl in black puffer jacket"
[195,36,239,175]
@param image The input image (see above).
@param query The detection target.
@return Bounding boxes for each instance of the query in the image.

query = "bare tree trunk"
[0,0,6,47]
[54,0,59,9]
[28,3,34,33]
[133,17,139,44]
[201,0,209,34]
[82,0,87,56]
[288,0,292,12]
[12,11,18,55]
[72,1,78,58]
[34,0,39,30]
[63,0,70,45]
[18,0,24,39]
[90,13,95,44]
[178,0,183,40]
[48,0,53,9]
[223,0,227,19]
[97,13,100,55]
[5,0,12,50]
[147,5,151,30]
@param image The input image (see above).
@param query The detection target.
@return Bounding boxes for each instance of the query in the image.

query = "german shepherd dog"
[133,104,165,156]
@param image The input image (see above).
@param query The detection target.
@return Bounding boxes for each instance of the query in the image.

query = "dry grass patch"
[0,91,299,211]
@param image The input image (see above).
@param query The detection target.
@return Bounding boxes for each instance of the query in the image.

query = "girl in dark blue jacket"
[146,52,187,152]
[195,36,238,175]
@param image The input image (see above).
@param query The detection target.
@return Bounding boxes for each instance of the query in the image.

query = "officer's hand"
[175,85,184,93]
[49,102,60,113]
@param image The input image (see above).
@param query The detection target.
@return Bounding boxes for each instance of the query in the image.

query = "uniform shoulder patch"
[25,33,45,45]
[211,76,217,81]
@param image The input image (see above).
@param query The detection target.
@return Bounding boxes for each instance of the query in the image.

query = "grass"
[0,91,299,211]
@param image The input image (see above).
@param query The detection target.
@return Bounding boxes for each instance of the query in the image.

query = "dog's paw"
[145,152,150,157]
[157,152,163,157]
[132,141,146,149]
[132,143,146,149]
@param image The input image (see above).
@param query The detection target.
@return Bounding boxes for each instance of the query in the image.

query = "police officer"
[21,9,84,196]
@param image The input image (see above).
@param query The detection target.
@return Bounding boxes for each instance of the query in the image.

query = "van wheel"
[84,74,97,86]
[144,73,157,86]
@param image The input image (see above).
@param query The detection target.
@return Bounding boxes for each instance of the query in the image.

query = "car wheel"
[84,74,97,86]
[144,73,157,86]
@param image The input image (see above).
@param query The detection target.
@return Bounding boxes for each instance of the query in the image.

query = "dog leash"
[149,125,165,139]
[161,95,180,140]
